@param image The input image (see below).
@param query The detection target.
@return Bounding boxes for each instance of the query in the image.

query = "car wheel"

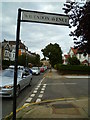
[16,85,20,97]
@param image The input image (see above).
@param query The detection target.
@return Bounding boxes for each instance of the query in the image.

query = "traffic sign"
[22,10,69,26]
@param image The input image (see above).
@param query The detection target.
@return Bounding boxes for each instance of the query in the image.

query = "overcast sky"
[1,0,76,59]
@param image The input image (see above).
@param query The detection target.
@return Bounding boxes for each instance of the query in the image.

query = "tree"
[41,43,62,67]
[67,56,80,65]
[18,53,40,67]
[63,1,90,54]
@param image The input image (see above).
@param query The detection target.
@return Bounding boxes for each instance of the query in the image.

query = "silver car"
[0,68,32,97]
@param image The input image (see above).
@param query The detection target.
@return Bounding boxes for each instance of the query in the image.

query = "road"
[2,69,88,118]
[2,72,45,118]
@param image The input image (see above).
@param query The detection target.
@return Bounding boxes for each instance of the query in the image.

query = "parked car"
[40,67,44,73]
[9,65,24,70]
[31,67,40,75]
[0,68,32,97]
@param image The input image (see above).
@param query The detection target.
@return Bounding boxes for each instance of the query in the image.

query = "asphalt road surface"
[1,70,88,118]
[2,72,44,118]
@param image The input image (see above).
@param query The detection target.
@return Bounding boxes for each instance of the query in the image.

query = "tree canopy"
[63,1,90,54]
[18,53,40,67]
[41,43,62,67]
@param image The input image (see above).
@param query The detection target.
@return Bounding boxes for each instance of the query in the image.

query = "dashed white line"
[26,98,32,103]
[35,88,38,90]
[38,84,41,86]
[36,98,41,103]
[38,94,43,98]
[40,91,44,94]
[41,88,45,91]
[43,86,46,88]
[23,103,29,106]
[37,85,40,88]
[30,94,35,97]
[44,84,47,86]
[33,90,37,93]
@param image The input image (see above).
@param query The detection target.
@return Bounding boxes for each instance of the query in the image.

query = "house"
[68,47,89,65]
[63,54,70,65]
[2,39,36,63]
[2,39,27,61]
[63,47,90,65]
[2,40,10,61]
[40,60,51,68]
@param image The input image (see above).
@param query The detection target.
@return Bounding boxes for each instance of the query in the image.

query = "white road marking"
[36,98,41,103]
[41,88,45,91]
[23,103,29,106]
[30,94,35,97]
[40,77,45,84]
[33,90,37,93]
[43,85,46,88]
[38,84,41,86]
[65,76,89,78]
[24,77,45,105]
[65,83,77,85]
[26,98,32,102]
[38,94,43,98]
[35,88,38,90]
[40,91,44,94]
[44,84,47,86]
[46,83,76,85]
[37,85,40,88]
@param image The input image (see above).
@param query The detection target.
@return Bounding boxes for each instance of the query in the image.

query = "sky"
[1,0,76,59]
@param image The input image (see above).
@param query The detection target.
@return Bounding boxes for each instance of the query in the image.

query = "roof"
[82,60,88,64]
[2,40,26,49]
[71,47,78,55]
[64,54,70,59]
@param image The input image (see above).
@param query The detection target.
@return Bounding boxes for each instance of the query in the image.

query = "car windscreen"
[32,67,38,70]
[2,69,22,77]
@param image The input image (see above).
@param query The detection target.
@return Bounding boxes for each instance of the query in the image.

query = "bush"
[67,57,80,65]
[55,64,90,74]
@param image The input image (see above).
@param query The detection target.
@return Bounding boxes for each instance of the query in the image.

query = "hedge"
[55,64,90,74]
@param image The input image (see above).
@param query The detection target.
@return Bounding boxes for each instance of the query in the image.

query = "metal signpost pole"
[13,8,21,120]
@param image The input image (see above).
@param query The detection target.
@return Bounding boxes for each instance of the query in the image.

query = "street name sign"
[13,8,69,120]
[22,10,69,26]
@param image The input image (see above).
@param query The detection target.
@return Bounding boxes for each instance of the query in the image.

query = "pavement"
[5,69,90,120]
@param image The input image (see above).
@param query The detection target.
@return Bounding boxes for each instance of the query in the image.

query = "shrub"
[55,64,90,74]
[67,57,80,65]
